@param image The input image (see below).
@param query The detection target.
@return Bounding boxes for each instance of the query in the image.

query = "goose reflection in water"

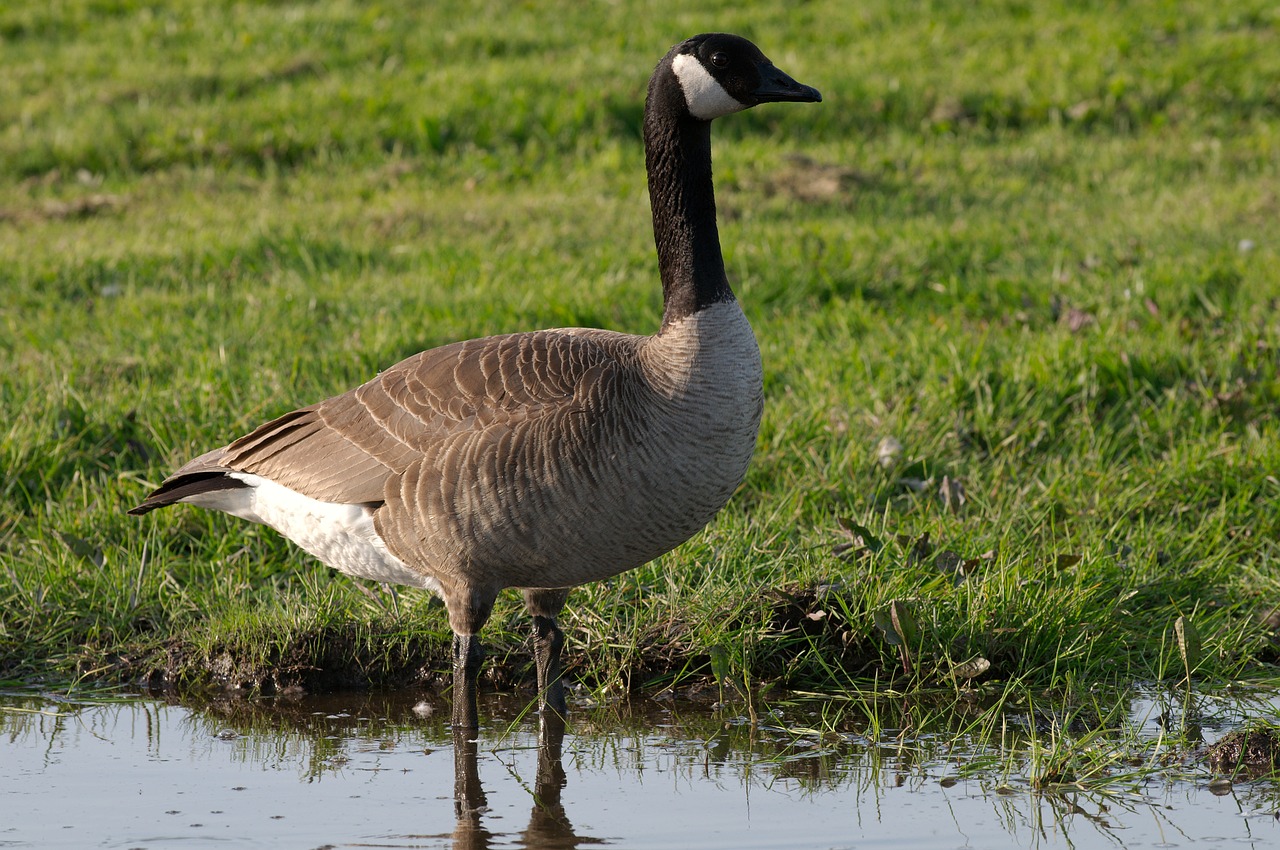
[451,714,600,850]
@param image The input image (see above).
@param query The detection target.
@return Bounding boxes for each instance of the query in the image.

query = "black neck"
[644,66,734,329]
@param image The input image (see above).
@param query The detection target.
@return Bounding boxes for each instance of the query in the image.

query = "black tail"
[128,472,249,516]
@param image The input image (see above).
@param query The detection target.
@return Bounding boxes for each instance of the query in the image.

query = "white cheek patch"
[672,53,747,120]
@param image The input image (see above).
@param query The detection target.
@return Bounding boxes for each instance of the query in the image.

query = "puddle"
[2,687,1278,849]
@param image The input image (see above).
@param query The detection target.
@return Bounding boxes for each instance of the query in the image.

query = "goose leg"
[452,633,485,730]
[522,588,570,717]
[450,590,496,731]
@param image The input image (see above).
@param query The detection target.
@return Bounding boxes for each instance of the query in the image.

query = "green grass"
[3,0,1280,696]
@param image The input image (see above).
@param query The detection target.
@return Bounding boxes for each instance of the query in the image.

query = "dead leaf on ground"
[766,154,874,203]
[1175,615,1203,681]
[936,547,994,585]
[876,436,903,468]
[835,517,884,560]
[1063,307,1096,333]
[1066,99,1099,121]
[43,194,125,219]
[949,656,991,681]
[1,193,127,223]
[1054,553,1083,571]
[903,532,933,567]
[963,549,997,576]
[873,599,921,675]
[939,475,966,512]
[935,550,963,574]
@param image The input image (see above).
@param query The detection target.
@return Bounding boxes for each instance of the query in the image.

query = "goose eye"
[710,51,729,68]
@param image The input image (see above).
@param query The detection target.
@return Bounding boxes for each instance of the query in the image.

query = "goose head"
[665,33,822,122]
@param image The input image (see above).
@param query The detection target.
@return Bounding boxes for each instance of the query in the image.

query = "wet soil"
[94,583,1007,699]
[1207,726,1280,779]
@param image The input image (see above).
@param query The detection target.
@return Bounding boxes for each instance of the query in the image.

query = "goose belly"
[433,432,758,590]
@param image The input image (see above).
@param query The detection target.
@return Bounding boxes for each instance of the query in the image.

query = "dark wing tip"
[126,471,249,517]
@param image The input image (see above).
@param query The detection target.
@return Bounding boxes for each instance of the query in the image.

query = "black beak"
[752,62,822,104]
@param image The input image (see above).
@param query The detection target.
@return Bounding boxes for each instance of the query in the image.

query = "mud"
[1207,726,1280,779]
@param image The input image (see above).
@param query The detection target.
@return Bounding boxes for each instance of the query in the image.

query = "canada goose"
[130,33,820,729]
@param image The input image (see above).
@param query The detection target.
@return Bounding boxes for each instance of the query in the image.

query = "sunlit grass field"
[3,0,1280,697]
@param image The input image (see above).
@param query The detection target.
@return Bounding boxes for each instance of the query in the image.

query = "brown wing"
[131,330,628,511]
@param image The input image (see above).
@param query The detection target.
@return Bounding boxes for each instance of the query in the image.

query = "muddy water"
[1,687,1278,849]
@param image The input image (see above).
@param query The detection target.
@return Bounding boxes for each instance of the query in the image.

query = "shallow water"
[2,687,1278,849]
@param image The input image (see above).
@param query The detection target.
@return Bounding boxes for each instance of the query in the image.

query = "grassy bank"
[3,0,1280,697]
